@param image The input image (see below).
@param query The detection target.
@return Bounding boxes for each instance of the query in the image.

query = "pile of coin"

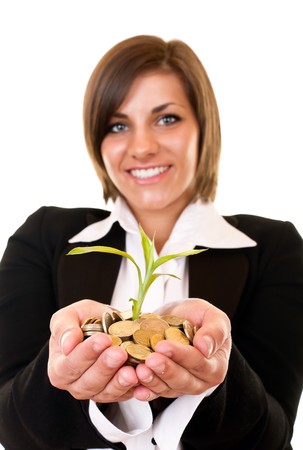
[81,310,198,365]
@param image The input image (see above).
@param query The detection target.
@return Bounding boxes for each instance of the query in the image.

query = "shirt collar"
[69,196,256,249]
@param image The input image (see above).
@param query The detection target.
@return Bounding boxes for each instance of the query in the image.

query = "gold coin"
[133,329,155,347]
[108,320,140,340]
[119,309,133,320]
[161,315,184,328]
[139,318,170,336]
[139,313,161,320]
[126,343,152,361]
[120,340,133,350]
[183,320,195,343]
[150,333,165,351]
[110,335,122,346]
[165,327,190,345]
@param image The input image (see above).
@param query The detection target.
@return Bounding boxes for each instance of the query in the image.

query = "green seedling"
[68,225,206,320]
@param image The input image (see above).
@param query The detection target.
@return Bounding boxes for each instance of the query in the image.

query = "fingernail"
[151,363,165,375]
[142,374,153,384]
[104,352,124,369]
[118,374,132,387]
[201,335,215,357]
[91,334,111,353]
[160,349,172,358]
[91,340,103,353]
[60,330,74,354]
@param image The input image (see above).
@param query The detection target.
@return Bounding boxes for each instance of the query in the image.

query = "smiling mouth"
[129,165,170,179]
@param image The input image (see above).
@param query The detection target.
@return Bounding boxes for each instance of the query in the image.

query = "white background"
[0,1,302,448]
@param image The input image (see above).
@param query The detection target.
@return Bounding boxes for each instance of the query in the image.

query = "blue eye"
[107,122,128,133]
[158,114,180,125]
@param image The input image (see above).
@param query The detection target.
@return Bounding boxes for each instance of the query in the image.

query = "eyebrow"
[152,102,176,113]
[112,102,177,118]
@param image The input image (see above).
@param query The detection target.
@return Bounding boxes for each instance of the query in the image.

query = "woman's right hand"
[48,299,139,403]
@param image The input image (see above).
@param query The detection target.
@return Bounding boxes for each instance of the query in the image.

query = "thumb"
[60,327,83,355]
[194,334,215,358]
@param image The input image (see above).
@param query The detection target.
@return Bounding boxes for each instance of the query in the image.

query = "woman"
[0,35,302,450]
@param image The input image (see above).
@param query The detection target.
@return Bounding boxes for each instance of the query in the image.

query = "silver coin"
[102,311,114,334]
[111,310,124,322]
[81,323,103,332]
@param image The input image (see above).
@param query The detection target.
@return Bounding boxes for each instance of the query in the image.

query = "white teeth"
[130,166,169,179]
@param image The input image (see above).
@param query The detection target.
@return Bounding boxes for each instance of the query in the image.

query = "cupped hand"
[48,299,139,403]
[134,298,231,401]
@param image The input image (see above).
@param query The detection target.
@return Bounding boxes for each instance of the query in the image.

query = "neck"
[131,207,184,254]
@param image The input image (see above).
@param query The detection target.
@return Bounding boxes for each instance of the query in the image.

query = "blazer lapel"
[188,248,249,319]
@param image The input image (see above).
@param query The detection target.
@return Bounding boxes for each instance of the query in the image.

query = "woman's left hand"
[134,298,231,401]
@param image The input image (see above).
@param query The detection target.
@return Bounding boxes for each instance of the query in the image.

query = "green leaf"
[147,238,155,273]
[68,245,136,265]
[139,225,152,270]
[67,245,143,286]
[153,248,207,271]
[139,225,156,276]
[130,297,140,319]
[144,272,180,291]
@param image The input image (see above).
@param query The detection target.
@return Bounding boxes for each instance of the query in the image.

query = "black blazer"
[0,206,303,450]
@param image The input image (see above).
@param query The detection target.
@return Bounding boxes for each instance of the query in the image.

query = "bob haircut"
[83,35,221,202]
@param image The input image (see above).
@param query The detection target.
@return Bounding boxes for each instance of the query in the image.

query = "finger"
[168,298,231,357]
[154,338,230,386]
[60,327,84,355]
[144,347,206,395]
[161,299,231,342]
[153,339,207,373]
[132,384,160,402]
[135,363,168,398]
[148,340,210,379]
[193,308,231,358]
[48,332,113,387]
[50,299,113,355]
[69,349,140,403]
[92,364,139,403]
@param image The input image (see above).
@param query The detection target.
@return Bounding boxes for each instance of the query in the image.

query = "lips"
[129,165,170,179]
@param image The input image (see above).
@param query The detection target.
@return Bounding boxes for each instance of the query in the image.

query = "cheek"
[102,156,118,184]
[101,145,128,193]
[101,142,119,172]
[100,147,110,170]
[176,131,199,169]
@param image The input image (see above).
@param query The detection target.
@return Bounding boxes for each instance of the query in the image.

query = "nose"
[128,127,159,159]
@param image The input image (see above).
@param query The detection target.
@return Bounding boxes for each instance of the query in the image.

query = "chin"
[127,195,160,210]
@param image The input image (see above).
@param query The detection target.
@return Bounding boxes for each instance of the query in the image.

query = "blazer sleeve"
[0,207,124,450]
[180,219,303,450]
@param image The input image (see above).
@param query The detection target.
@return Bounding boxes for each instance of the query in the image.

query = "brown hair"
[83,35,221,202]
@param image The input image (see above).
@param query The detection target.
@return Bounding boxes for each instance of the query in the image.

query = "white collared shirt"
[69,198,256,450]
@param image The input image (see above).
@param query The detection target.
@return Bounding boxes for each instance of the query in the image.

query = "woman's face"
[101,71,199,218]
